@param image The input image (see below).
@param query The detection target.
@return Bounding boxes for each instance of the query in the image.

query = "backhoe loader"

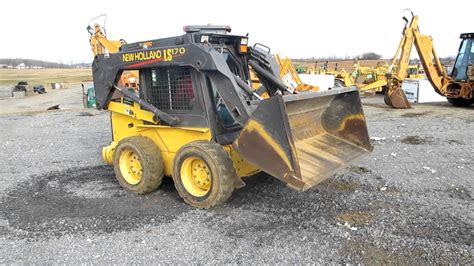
[250,54,319,95]
[87,15,138,89]
[384,11,474,108]
[307,61,389,92]
[274,54,319,92]
[91,25,372,208]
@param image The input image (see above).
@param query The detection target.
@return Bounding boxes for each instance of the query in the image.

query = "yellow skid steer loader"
[91,25,373,208]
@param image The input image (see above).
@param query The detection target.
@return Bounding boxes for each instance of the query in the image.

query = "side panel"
[107,105,258,178]
[110,111,212,176]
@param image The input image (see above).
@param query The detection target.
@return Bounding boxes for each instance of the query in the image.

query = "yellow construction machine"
[384,11,474,108]
[406,64,425,79]
[305,58,426,94]
[90,24,373,208]
[331,61,425,92]
[87,15,139,89]
[307,61,389,92]
[304,62,354,88]
[275,54,319,92]
[250,54,319,95]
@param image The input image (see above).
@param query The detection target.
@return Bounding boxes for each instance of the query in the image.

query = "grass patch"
[0,68,92,86]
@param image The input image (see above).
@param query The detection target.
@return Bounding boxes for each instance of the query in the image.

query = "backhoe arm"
[384,15,417,108]
[88,23,124,56]
[410,17,449,96]
[385,13,452,108]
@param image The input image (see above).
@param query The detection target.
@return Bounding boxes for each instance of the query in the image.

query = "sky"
[0,0,472,63]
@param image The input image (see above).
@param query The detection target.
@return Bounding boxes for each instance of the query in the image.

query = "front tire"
[447,98,473,107]
[173,141,236,208]
[113,136,164,194]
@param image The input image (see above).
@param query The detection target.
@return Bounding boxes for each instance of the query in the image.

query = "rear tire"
[334,79,345,88]
[173,140,236,209]
[447,98,474,107]
[113,136,164,194]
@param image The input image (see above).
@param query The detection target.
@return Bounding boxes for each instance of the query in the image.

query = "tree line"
[0,58,90,68]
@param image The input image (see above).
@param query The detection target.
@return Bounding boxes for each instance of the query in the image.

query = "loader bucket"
[233,87,373,191]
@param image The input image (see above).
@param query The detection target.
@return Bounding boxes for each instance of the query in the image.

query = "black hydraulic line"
[248,60,293,94]
[232,75,263,100]
[249,51,270,68]
[113,85,179,126]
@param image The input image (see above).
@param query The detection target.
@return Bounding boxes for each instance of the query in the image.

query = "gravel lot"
[0,96,472,263]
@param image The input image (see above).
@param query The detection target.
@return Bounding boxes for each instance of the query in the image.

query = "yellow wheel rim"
[180,156,211,197]
[119,149,143,185]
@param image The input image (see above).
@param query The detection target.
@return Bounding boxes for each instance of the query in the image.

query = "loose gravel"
[0,97,472,263]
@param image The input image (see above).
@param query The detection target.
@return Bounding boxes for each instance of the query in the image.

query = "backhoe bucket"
[233,87,373,191]
[384,87,411,108]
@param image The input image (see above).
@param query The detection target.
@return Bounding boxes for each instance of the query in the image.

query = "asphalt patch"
[401,111,431,118]
[77,112,95,117]
[401,135,434,145]
[1,165,191,239]
[348,166,371,174]
[340,240,424,264]
[446,139,464,145]
[446,186,472,201]
[394,209,473,246]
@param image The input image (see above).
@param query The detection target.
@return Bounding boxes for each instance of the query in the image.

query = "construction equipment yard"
[1,0,473,263]
[0,95,472,263]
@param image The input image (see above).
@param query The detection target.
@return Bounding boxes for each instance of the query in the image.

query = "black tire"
[334,79,345,88]
[113,136,164,194]
[173,140,236,208]
[447,98,474,107]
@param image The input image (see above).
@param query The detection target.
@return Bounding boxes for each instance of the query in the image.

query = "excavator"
[89,23,373,208]
[384,11,474,108]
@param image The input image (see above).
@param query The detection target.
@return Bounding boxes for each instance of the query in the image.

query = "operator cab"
[452,33,474,81]
[111,25,253,142]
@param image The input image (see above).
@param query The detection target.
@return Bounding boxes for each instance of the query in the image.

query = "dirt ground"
[0,82,93,114]
[0,94,472,263]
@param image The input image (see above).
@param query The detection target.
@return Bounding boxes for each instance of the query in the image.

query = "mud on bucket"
[233,87,373,191]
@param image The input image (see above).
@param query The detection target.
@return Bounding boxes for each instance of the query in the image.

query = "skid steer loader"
[92,25,373,208]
